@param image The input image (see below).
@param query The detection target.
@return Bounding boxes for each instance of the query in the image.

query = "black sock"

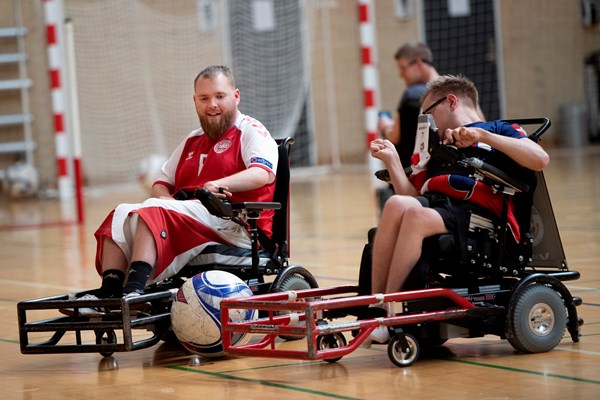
[123,261,152,294]
[99,269,125,298]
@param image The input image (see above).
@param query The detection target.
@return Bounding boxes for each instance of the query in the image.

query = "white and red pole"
[44,0,84,223]
[65,18,84,224]
[357,1,385,181]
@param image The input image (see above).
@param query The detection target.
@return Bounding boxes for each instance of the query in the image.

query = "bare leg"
[384,206,447,293]
[90,237,129,298]
[122,217,157,294]
[130,217,157,266]
[100,237,128,274]
[95,213,157,297]
[371,196,424,293]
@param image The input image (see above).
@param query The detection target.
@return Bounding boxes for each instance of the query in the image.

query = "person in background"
[375,43,440,212]
[378,42,440,168]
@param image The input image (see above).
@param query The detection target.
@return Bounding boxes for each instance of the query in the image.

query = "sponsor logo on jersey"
[251,157,273,170]
[214,139,232,154]
[185,151,194,160]
[511,124,528,137]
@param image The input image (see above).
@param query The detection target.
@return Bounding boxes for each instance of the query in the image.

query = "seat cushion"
[187,244,271,267]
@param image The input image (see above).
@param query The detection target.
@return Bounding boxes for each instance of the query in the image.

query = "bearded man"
[66,66,278,312]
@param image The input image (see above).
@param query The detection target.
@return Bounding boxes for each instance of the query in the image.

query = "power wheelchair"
[216,116,583,367]
[17,137,318,357]
[353,116,583,357]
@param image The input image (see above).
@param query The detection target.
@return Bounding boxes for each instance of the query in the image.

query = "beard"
[199,109,237,140]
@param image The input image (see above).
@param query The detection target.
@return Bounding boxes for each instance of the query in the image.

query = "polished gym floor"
[1,146,599,399]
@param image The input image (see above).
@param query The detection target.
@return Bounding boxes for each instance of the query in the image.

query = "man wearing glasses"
[366,74,549,342]
[378,43,440,168]
[375,43,439,213]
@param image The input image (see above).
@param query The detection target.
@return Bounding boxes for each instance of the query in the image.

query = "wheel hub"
[528,302,555,336]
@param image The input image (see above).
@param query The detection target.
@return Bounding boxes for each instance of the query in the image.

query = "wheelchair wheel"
[387,333,419,367]
[274,273,312,341]
[506,283,566,353]
[317,333,347,363]
[95,329,117,357]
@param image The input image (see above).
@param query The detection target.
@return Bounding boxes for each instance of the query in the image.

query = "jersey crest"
[214,139,232,154]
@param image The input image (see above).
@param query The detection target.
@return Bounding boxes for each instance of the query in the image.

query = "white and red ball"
[170,270,256,357]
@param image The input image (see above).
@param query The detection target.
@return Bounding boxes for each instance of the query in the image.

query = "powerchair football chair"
[17,137,317,356]
[356,115,582,353]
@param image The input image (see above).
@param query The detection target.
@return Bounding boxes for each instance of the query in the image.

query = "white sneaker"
[59,293,109,317]
[369,325,390,344]
[360,325,391,349]
[117,291,151,313]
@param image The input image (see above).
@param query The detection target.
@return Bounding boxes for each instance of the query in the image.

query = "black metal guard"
[17,290,174,355]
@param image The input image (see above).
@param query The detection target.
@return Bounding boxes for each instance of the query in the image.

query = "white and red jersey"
[94,112,279,284]
[156,112,278,203]
[154,112,278,234]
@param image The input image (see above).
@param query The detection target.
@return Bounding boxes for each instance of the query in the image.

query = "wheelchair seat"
[423,118,561,286]
[189,244,272,269]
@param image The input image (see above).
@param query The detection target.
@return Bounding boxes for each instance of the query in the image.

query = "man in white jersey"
[75,65,278,309]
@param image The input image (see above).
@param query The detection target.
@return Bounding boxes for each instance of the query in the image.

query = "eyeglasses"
[422,96,447,114]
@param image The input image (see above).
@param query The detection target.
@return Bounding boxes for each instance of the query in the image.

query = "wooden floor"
[1,146,599,400]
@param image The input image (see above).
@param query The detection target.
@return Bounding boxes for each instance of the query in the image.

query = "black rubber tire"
[95,329,117,357]
[506,284,566,353]
[387,333,419,367]
[274,274,312,341]
[316,333,347,363]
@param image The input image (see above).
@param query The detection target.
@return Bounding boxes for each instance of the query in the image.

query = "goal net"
[64,0,312,186]
[423,0,502,120]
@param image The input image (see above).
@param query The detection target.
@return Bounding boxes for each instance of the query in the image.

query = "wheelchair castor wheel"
[387,332,419,367]
[316,332,347,363]
[95,329,117,357]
